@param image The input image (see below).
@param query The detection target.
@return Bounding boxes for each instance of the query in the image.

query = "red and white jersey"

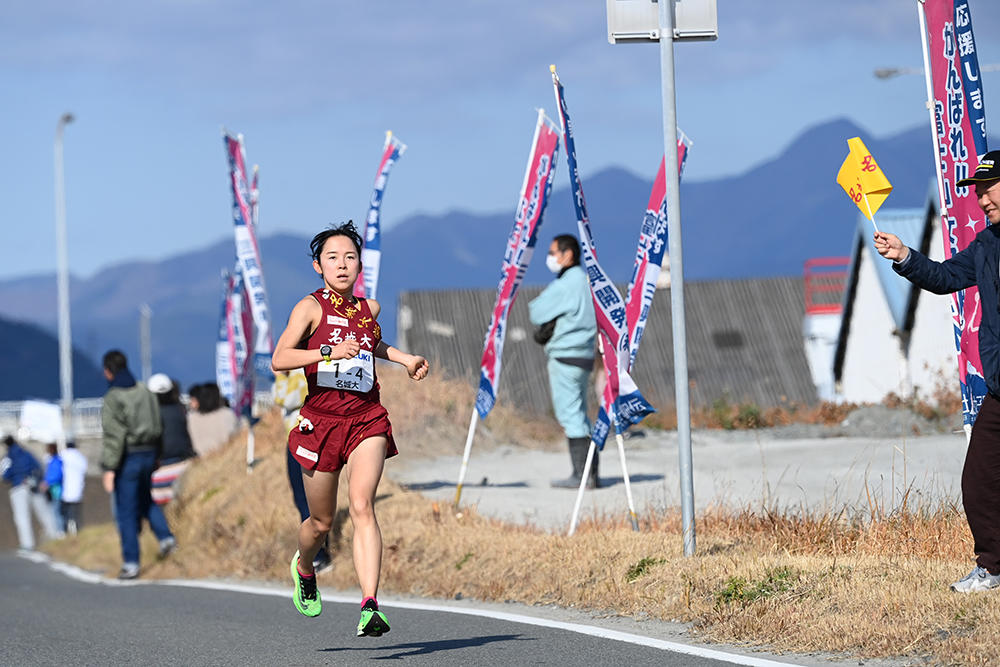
[301,287,383,415]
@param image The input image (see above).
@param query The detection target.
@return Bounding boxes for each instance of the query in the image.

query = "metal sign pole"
[657,0,696,556]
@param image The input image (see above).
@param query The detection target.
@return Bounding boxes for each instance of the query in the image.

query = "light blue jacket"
[528,265,596,359]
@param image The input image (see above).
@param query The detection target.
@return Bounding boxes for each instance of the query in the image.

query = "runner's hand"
[405,355,429,380]
[332,339,361,359]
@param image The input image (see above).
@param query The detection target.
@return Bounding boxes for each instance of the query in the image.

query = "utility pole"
[55,112,75,444]
[139,303,153,383]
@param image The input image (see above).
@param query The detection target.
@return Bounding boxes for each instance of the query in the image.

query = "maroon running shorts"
[288,403,398,472]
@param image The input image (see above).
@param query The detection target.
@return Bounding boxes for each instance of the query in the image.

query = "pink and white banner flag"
[224,132,273,381]
[216,267,254,416]
[625,137,690,369]
[923,0,989,426]
[476,112,560,419]
[589,138,690,448]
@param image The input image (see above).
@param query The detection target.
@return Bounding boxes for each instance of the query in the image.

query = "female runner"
[271,221,428,636]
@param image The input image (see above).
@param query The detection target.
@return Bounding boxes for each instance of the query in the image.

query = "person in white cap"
[147,373,196,505]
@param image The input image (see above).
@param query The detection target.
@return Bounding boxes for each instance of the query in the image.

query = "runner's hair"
[311,220,363,260]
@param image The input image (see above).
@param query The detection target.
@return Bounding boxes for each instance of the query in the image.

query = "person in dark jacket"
[874,150,1000,593]
[1,434,59,550]
[148,373,197,505]
[101,350,176,579]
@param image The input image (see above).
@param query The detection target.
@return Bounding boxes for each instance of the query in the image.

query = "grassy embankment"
[44,368,996,666]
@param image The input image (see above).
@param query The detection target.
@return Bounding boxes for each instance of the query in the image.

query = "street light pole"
[55,112,75,443]
[657,0,696,557]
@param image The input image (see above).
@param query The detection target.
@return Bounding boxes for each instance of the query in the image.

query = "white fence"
[0,392,274,441]
[0,398,104,440]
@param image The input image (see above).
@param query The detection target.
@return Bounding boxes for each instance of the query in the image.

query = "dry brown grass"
[378,365,563,456]
[42,371,990,666]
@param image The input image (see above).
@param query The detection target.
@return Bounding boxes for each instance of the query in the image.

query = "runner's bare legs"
[344,436,388,599]
[298,468,340,575]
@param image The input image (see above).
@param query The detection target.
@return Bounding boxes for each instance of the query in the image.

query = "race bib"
[317,350,374,393]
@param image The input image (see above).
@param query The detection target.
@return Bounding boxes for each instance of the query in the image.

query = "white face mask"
[545,254,562,274]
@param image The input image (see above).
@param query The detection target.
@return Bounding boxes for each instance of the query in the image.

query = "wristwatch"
[320,344,332,362]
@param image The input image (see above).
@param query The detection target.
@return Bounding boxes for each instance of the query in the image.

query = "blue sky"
[2,1,999,280]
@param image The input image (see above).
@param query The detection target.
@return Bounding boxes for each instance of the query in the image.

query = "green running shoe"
[357,600,390,637]
[290,551,322,617]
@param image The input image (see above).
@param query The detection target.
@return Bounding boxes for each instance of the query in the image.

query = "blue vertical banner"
[551,65,655,449]
[354,132,407,300]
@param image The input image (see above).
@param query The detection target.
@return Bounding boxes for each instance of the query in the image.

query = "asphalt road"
[0,552,807,667]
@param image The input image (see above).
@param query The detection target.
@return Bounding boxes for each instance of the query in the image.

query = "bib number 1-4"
[317,350,374,393]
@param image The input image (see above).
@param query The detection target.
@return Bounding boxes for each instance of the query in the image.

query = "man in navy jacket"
[874,150,1000,593]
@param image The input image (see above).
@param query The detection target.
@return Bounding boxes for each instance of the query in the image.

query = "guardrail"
[0,393,275,441]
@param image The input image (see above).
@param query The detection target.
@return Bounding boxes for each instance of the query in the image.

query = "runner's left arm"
[374,340,429,380]
[366,299,429,380]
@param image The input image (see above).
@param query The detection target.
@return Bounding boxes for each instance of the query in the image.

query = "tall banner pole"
[568,341,640,536]
[658,0,696,556]
[917,1,964,438]
[615,428,640,530]
[918,0,989,439]
[568,439,594,536]
[453,409,479,507]
[454,110,560,507]
[551,66,655,535]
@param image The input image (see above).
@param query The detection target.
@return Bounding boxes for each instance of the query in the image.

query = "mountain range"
[0,118,987,399]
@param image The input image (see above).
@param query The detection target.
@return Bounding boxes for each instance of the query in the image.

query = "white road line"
[26,552,802,667]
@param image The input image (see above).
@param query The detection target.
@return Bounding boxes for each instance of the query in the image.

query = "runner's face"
[313,235,361,292]
[976,179,1000,224]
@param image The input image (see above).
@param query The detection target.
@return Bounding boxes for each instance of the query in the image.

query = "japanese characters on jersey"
[354,132,407,301]
[551,67,655,447]
[924,0,989,425]
[315,288,380,394]
[476,112,561,419]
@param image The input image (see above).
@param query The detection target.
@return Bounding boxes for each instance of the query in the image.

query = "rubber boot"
[551,437,590,489]
[586,443,600,490]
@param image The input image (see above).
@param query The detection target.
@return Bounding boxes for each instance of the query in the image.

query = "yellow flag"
[836,137,893,220]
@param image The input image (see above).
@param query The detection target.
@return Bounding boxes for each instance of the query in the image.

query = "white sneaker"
[158,536,177,559]
[118,562,140,580]
[950,566,1000,593]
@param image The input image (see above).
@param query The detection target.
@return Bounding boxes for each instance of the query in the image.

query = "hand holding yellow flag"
[836,137,892,228]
